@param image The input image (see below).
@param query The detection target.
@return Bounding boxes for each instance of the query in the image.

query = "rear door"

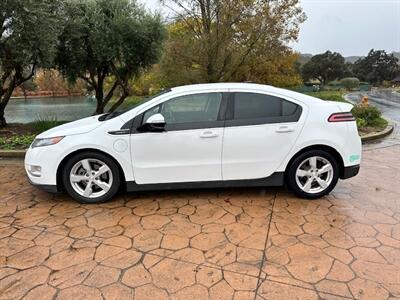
[222,91,304,180]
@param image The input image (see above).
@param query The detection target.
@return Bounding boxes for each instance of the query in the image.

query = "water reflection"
[5,96,97,124]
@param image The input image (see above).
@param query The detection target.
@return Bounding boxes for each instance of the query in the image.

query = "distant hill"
[344,56,363,63]
[297,53,313,65]
[298,52,400,65]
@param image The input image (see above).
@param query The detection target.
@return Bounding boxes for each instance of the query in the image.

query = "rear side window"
[231,92,302,125]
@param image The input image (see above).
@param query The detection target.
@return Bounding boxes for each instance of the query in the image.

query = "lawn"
[304,90,348,103]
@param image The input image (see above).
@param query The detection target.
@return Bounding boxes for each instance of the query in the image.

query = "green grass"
[28,117,66,133]
[0,135,35,150]
[305,91,347,102]
[107,95,144,111]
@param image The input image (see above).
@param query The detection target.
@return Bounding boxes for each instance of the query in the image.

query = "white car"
[25,83,361,203]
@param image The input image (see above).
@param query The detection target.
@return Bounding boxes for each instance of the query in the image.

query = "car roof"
[170,83,325,105]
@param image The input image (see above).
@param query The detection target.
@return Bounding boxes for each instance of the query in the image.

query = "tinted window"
[234,93,299,120]
[144,93,223,125]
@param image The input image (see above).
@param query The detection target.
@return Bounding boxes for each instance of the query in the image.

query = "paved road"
[1,145,400,300]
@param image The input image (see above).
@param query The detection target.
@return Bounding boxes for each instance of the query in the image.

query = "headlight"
[31,136,64,148]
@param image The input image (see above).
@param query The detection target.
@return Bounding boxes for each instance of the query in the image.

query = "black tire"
[62,152,121,204]
[286,150,339,199]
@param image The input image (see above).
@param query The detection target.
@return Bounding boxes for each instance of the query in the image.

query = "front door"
[222,92,304,180]
[130,92,226,184]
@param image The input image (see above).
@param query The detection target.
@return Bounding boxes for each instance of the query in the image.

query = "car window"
[143,93,223,125]
[233,93,300,120]
[143,105,161,123]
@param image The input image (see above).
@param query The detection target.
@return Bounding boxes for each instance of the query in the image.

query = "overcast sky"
[141,0,400,57]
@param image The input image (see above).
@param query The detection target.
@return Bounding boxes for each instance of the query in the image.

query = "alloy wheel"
[69,158,113,198]
[295,156,334,194]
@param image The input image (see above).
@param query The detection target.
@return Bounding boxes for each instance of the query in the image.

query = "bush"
[356,118,366,129]
[340,77,360,90]
[351,105,388,129]
[351,105,381,123]
[0,135,36,150]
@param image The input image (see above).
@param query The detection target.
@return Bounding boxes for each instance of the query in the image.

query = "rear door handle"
[276,125,295,133]
[200,130,218,138]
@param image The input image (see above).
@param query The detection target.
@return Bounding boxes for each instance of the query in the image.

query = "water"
[5,96,97,124]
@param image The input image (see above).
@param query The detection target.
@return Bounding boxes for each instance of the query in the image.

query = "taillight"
[328,112,355,122]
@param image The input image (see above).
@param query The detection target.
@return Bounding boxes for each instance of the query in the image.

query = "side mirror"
[140,113,166,132]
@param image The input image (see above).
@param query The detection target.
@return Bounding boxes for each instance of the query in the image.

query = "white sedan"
[25,83,361,203]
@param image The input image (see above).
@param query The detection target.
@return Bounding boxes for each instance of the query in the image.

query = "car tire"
[62,152,121,204]
[286,150,339,199]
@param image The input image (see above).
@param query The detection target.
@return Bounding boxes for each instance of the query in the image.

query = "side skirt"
[126,172,284,192]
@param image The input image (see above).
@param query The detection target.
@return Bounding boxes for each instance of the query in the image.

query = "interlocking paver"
[0,145,400,299]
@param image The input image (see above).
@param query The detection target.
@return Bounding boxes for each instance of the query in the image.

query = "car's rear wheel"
[62,152,121,203]
[286,150,339,199]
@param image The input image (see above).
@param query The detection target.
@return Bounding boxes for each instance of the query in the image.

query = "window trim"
[225,92,302,127]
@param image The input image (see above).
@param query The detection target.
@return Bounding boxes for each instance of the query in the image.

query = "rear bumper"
[341,164,360,179]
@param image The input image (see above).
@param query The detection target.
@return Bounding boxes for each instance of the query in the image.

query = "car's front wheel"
[62,152,121,203]
[286,150,339,199]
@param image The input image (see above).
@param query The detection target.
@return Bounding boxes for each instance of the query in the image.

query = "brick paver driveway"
[0,145,400,300]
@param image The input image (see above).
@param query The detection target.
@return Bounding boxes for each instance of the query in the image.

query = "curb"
[0,150,26,159]
[360,122,394,143]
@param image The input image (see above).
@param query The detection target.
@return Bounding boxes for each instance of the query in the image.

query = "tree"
[301,51,348,85]
[0,0,62,126]
[232,50,303,87]
[353,49,399,85]
[340,77,360,90]
[56,0,165,114]
[160,0,305,84]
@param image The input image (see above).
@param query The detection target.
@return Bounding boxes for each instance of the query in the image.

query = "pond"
[5,96,97,124]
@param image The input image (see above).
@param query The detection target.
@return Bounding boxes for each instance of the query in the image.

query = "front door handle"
[200,130,218,138]
[276,125,295,133]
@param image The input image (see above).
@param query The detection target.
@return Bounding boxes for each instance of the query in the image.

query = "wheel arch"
[56,148,127,192]
[284,144,345,179]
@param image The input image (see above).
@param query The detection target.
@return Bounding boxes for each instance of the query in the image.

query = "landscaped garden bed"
[0,120,65,150]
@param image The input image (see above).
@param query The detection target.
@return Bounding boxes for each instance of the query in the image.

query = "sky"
[141,0,400,57]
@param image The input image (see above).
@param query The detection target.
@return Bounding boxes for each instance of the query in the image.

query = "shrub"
[340,77,360,90]
[0,135,36,150]
[356,118,366,129]
[351,105,387,129]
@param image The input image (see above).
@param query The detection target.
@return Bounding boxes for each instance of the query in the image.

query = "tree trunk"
[95,100,104,115]
[0,84,15,128]
[109,93,127,112]
[0,109,6,127]
[94,80,105,115]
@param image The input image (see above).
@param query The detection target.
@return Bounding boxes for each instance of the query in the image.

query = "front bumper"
[27,176,59,193]
[341,164,360,179]
[24,143,65,187]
